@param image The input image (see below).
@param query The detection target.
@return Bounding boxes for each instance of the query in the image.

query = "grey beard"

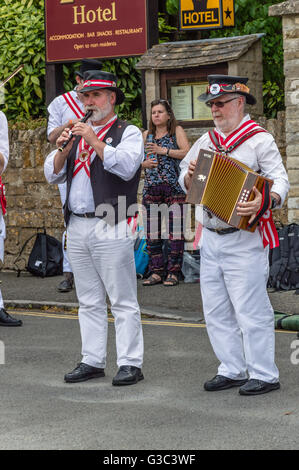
[85,104,111,122]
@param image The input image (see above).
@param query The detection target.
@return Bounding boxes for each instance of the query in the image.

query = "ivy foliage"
[164,0,285,118]
[0,0,45,121]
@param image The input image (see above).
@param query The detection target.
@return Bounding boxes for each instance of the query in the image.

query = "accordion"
[186,149,273,232]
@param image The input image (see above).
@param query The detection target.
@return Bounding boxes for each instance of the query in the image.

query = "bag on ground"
[181,251,200,283]
[268,223,299,291]
[14,229,63,278]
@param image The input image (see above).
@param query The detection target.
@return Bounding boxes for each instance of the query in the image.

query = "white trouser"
[67,215,144,369]
[0,216,5,308]
[0,289,3,309]
[58,183,72,274]
[0,215,5,263]
[200,227,279,383]
[62,230,72,273]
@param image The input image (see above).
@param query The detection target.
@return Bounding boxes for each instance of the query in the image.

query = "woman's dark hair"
[149,99,178,136]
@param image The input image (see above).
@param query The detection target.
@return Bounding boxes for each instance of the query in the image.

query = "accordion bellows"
[186,150,273,232]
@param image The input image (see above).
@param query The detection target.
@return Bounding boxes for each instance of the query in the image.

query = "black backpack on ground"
[268,223,299,291]
[14,229,63,278]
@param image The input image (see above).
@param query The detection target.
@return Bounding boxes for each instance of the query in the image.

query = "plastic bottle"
[145,134,157,161]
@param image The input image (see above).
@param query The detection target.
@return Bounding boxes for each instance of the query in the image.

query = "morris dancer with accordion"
[179,75,289,395]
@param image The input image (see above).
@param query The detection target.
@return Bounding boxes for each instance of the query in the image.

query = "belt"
[206,227,240,235]
[72,212,96,218]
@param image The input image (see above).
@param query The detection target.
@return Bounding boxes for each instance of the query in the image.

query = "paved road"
[0,309,298,451]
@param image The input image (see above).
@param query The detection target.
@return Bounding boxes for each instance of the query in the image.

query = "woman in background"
[142,99,190,286]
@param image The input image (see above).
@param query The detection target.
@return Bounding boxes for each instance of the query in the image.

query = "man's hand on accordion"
[184,159,197,190]
[237,186,262,225]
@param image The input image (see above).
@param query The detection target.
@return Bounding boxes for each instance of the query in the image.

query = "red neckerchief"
[207,121,279,249]
[0,176,6,215]
[73,116,117,178]
[62,92,84,119]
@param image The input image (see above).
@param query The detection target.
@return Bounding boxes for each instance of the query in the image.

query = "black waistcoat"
[64,118,141,226]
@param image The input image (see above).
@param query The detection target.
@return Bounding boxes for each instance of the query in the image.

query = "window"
[160,64,228,127]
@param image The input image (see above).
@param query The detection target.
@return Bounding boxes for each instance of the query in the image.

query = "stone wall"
[269,0,299,223]
[3,114,288,271]
[228,40,264,117]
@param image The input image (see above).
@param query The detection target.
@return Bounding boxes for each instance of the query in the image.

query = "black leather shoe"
[239,379,280,396]
[112,366,144,386]
[0,308,23,327]
[64,363,105,383]
[204,374,247,391]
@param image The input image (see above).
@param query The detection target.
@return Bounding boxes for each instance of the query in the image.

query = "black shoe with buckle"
[112,366,144,386]
[204,374,247,391]
[64,363,105,383]
[0,308,23,327]
[239,379,280,396]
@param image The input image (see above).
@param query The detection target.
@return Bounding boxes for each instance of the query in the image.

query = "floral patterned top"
[143,133,185,195]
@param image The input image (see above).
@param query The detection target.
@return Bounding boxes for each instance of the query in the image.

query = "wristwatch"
[271,196,278,210]
[165,148,169,157]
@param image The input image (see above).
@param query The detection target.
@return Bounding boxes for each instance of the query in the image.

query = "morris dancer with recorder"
[44,70,144,386]
[47,59,103,293]
[179,75,289,395]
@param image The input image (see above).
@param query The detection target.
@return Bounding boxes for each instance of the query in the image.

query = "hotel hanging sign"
[179,0,235,30]
[45,0,148,62]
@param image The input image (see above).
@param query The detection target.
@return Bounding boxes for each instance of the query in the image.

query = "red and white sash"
[209,120,267,154]
[259,209,279,249]
[73,116,117,179]
[62,92,84,119]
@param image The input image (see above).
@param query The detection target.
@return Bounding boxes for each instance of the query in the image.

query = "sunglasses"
[151,99,171,107]
[206,97,239,108]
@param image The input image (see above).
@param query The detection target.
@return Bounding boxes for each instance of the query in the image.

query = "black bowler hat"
[79,70,125,105]
[199,75,256,105]
[75,59,103,78]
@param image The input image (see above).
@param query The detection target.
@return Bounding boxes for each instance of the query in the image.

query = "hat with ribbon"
[199,75,256,105]
[75,59,103,78]
[79,70,125,105]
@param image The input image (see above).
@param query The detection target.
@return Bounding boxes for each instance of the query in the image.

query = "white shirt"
[179,114,290,229]
[0,111,9,173]
[47,89,85,138]
[44,116,144,214]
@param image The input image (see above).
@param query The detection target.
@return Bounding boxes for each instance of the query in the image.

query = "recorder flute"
[58,110,93,152]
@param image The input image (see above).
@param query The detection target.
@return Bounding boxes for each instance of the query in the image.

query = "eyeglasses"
[206,97,239,108]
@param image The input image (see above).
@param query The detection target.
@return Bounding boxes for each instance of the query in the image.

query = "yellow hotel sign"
[180,0,235,30]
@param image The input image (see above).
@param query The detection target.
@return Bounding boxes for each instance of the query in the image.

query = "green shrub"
[0,0,45,121]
